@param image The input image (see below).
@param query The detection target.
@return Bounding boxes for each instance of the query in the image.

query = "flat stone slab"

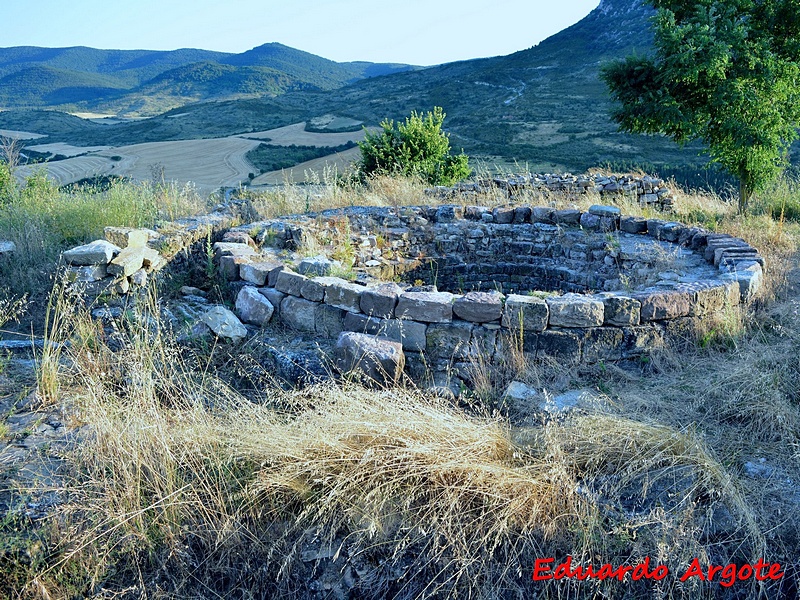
[63,239,120,266]
[453,291,503,323]
[322,278,364,312]
[107,246,146,277]
[395,291,455,323]
[201,306,247,343]
[104,226,152,249]
[634,289,692,320]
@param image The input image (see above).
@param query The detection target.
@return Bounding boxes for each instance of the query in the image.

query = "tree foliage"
[601,0,800,212]
[357,107,470,186]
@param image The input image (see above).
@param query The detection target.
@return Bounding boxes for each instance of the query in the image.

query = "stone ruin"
[58,179,764,394]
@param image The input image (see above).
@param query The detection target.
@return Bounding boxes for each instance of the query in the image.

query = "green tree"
[601,0,800,213]
[357,107,471,186]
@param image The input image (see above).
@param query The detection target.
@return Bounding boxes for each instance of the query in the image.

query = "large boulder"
[334,332,405,385]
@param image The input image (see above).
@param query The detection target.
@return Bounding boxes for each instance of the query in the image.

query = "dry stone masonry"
[427,173,677,211]
[59,188,764,391]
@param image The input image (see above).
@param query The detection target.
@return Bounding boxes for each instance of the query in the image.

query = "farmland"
[11,121,368,193]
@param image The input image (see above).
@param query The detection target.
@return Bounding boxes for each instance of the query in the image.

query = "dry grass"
[3,174,800,599]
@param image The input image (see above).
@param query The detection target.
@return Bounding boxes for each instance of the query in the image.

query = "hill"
[0,44,417,115]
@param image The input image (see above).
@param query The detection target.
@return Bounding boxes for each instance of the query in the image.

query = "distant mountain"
[0,0,725,178]
[0,43,417,115]
[271,0,676,171]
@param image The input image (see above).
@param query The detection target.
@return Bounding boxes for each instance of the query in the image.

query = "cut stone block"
[634,290,692,321]
[501,294,548,333]
[240,260,283,286]
[65,264,108,282]
[360,283,402,319]
[104,226,151,249]
[258,287,286,316]
[381,318,428,352]
[537,330,581,364]
[335,332,405,385]
[315,303,345,338]
[596,293,640,326]
[235,286,274,326]
[396,291,454,323]
[280,295,317,332]
[453,291,503,323]
[546,294,604,327]
[107,246,145,277]
[63,240,120,266]
[323,279,364,312]
[274,270,308,296]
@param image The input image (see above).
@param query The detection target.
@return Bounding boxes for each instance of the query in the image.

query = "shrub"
[357,107,471,186]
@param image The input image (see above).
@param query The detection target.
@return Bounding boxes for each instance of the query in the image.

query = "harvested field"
[27,143,110,157]
[251,146,361,185]
[245,122,368,147]
[15,136,262,193]
[0,129,47,140]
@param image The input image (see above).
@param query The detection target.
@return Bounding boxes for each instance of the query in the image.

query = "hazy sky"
[2,0,600,65]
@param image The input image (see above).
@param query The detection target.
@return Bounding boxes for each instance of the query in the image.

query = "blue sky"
[3,0,600,65]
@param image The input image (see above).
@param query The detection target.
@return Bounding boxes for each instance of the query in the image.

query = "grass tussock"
[7,290,786,600]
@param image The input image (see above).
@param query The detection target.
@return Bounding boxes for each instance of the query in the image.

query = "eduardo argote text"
[532,556,785,587]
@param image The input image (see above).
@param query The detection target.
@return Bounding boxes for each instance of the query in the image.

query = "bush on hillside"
[357,107,470,186]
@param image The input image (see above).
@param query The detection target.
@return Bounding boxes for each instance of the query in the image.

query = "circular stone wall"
[218,203,764,388]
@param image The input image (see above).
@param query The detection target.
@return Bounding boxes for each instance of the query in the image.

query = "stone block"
[334,332,405,385]
[579,212,600,230]
[280,295,317,332]
[343,312,382,335]
[453,291,503,323]
[63,239,120,266]
[315,303,345,338]
[582,327,624,363]
[492,207,515,224]
[396,291,455,323]
[381,319,428,352]
[107,246,146,277]
[300,277,330,302]
[675,281,727,316]
[546,294,604,327]
[213,242,257,259]
[235,286,274,326]
[258,287,285,316]
[274,270,308,296]
[426,321,473,361]
[620,216,647,234]
[130,268,147,287]
[553,209,581,224]
[323,278,364,312]
[513,206,532,223]
[360,282,402,319]
[298,255,334,276]
[201,306,247,343]
[588,205,620,218]
[65,264,108,282]
[532,207,555,223]
[104,226,152,249]
[597,293,641,326]
[621,326,664,358]
[240,260,283,286]
[634,290,692,321]
[501,294,548,333]
[141,247,164,271]
[219,255,249,281]
[537,330,581,364]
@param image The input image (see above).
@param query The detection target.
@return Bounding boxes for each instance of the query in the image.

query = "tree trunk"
[738,180,752,214]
